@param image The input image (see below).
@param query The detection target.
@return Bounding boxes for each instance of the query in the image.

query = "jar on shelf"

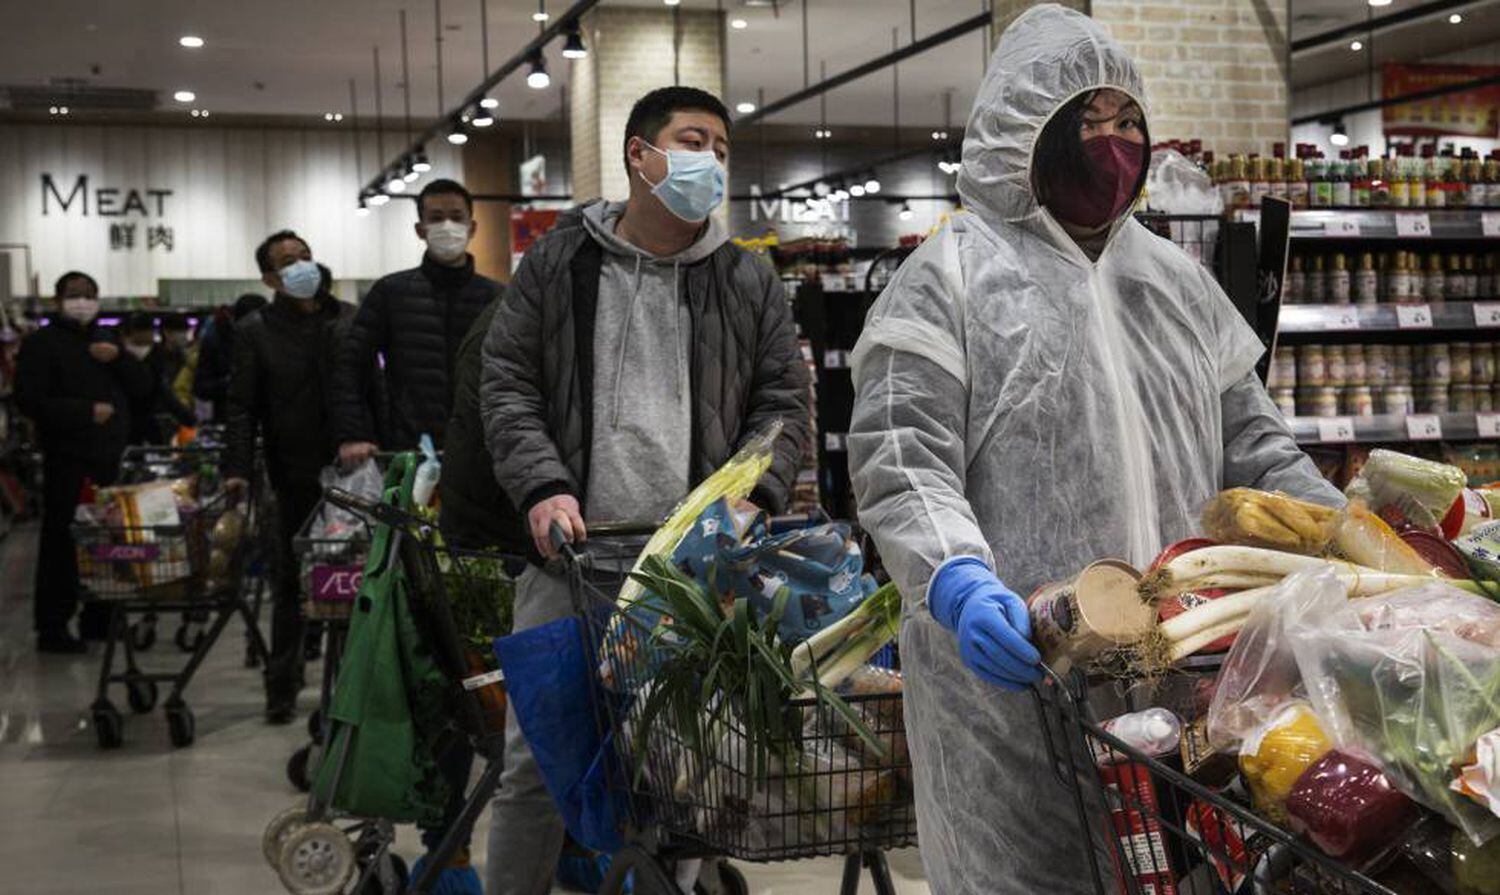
[1345,345,1368,386]
[1297,344,1328,387]
[1426,344,1453,385]
[1452,342,1475,384]
[1447,253,1467,302]
[1379,384,1415,416]
[1479,387,1496,413]
[1452,384,1479,413]
[1271,387,1297,418]
[1366,344,1393,387]
[1418,383,1452,414]
[1475,343,1497,385]
[1344,385,1376,417]
[1303,386,1341,418]
[1268,347,1297,389]
[1393,344,1416,384]
[1326,344,1348,387]
[1284,255,1304,304]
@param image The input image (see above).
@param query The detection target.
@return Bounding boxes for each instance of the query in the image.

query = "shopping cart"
[550,525,916,895]
[1031,667,1400,894]
[264,481,513,895]
[76,444,269,748]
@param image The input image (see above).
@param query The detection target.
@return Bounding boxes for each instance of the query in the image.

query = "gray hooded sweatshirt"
[579,200,730,524]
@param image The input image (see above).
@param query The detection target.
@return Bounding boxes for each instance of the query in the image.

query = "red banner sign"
[1383,63,1500,138]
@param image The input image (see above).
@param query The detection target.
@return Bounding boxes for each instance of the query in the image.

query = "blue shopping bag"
[494,617,628,855]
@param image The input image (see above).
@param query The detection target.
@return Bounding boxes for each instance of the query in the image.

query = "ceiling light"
[480,94,500,110]
[173,90,196,103]
[412,152,432,173]
[562,28,588,59]
[664,0,681,6]
[814,128,831,139]
[472,104,495,127]
[386,173,407,193]
[864,176,881,194]
[356,199,370,217]
[736,101,756,114]
[179,35,204,48]
[402,160,420,182]
[369,193,391,206]
[533,0,549,22]
[813,182,830,197]
[1450,13,1463,23]
[1349,40,1363,51]
[849,184,866,198]
[1367,0,1392,6]
[334,113,343,122]
[527,54,550,90]
[447,130,469,145]
[1330,122,1350,147]
[730,18,748,29]
[898,201,914,221]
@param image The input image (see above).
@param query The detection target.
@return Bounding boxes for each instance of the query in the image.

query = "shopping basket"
[77,444,268,749]
[264,479,515,895]
[1031,667,1400,895]
[514,525,915,895]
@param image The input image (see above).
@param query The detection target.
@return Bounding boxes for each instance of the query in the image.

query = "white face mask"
[60,297,99,325]
[424,220,470,262]
[125,343,152,361]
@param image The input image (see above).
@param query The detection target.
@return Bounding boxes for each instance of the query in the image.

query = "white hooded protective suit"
[847,6,1343,893]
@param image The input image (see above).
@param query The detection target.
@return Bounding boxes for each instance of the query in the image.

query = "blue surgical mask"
[640,142,726,222]
[278,259,322,299]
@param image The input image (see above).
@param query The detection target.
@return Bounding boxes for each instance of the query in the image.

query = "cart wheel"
[130,619,157,651]
[174,623,206,653]
[262,804,310,867]
[166,703,195,747]
[287,744,314,792]
[356,851,409,894]
[306,709,324,744]
[126,678,158,714]
[92,702,124,749]
[714,862,748,895]
[276,822,356,895]
[599,846,680,895]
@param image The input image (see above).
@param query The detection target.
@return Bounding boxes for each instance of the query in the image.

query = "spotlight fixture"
[447,125,470,145]
[730,18,748,29]
[412,151,432,173]
[664,0,681,6]
[480,94,500,110]
[1330,122,1350,147]
[324,112,345,122]
[562,26,588,59]
[1367,0,1392,6]
[1349,40,1363,51]
[1450,13,1463,23]
[402,159,420,182]
[173,90,196,103]
[179,35,204,48]
[814,128,832,139]
[736,101,756,114]
[472,105,495,127]
[849,184,866,198]
[527,53,550,90]
[813,182,830,197]
[533,0,549,22]
[898,201,914,222]
[930,130,950,141]
[864,175,881,194]
[369,193,391,207]
[386,171,408,193]
[356,198,370,217]
[49,105,70,116]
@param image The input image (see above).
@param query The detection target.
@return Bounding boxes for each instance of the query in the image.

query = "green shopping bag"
[311,454,452,825]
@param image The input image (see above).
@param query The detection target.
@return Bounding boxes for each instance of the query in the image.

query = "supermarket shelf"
[1277,301,1500,337]
[1288,412,1500,446]
[1234,208,1500,240]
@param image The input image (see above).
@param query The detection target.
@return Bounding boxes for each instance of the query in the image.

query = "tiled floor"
[0,522,929,894]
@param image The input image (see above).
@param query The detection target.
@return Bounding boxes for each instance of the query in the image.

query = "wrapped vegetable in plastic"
[1202,489,1341,555]
[1346,448,1468,534]
[1239,702,1332,826]
[1285,749,1416,863]
[1333,500,1446,576]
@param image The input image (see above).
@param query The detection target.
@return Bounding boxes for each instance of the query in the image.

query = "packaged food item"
[1180,717,1238,788]
[1346,448,1470,533]
[1096,759,1179,895]
[1420,384,1452,414]
[1452,727,1500,820]
[1201,488,1341,555]
[1297,345,1327,387]
[1367,344,1393,387]
[1379,385,1414,416]
[1026,561,1152,676]
[1307,386,1341,418]
[1454,384,1480,413]
[1329,253,1352,304]
[1345,385,1375,417]
[1271,387,1296,418]
[1327,344,1348,387]
[1238,702,1332,826]
[1454,343,1476,385]
[1284,749,1417,863]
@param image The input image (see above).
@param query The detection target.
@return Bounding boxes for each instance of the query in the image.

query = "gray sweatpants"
[485,565,575,895]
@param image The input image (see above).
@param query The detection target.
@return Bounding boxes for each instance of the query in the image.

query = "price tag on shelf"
[1317,417,1356,444]
[1396,303,1434,329]
[1475,303,1500,328]
[1395,212,1432,237]
[1478,413,1500,439]
[1323,218,1361,237]
[1325,307,1361,330]
[1484,212,1500,238]
[1406,414,1444,441]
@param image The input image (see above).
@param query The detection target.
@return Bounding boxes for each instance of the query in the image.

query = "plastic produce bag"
[412,434,441,508]
[1346,449,1468,534]
[1239,702,1332,826]
[1285,749,1417,863]
[1291,582,1500,843]
[1145,148,1224,215]
[312,459,383,542]
[1202,488,1341,555]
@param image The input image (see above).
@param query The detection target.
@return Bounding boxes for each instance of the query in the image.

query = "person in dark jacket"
[16,271,153,652]
[333,179,499,464]
[224,230,352,723]
[118,312,195,444]
[477,86,810,895]
[193,294,267,421]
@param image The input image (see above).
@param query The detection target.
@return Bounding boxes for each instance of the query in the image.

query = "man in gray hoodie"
[478,86,809,894]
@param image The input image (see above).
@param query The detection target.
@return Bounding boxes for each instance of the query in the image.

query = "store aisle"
[0,522,928,895]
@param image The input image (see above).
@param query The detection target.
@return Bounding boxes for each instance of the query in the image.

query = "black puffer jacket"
[15,318,154,474]
[478,205,810,519]
[331,255,499,450]
[225,294,353,489]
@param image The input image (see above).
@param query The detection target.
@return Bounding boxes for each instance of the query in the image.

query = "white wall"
[0,123,462,299]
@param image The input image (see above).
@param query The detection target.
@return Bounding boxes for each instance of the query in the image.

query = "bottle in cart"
[1355,252,1379,305]
[1329,253,1352,304]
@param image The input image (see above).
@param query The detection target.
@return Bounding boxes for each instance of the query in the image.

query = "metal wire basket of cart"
[75,444,268,749]
[549,527,916,895]
[263,481,515,895]
[1031,667,1402,895]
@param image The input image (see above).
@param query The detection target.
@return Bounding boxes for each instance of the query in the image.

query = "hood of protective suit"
[957,4,1147,233]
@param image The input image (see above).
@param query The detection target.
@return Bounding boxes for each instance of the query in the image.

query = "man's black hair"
[233,293,268,320]
[120,311,155,335]
[418,178,474,217]
[622,86,731,175]
[1032,91,1149,210]
[161,312,190,332]
[54,270,98,297]
[255,229,308,274]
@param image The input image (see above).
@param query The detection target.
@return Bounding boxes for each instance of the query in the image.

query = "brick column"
[569,6,725,203]
[993,1,1289,156]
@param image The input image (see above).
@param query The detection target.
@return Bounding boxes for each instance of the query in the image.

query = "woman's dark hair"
[1032,90,1149,207]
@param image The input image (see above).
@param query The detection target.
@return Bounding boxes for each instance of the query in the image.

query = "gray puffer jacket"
[479,203,810,521]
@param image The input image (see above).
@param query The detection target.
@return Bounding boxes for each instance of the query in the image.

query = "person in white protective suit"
[847,6,1344,893]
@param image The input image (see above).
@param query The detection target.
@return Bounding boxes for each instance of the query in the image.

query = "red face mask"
[1042,135,1146,230]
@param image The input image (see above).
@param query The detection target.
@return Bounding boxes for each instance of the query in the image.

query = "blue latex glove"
[928,557,1043,690]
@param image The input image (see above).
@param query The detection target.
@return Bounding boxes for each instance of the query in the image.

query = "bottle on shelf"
[1391,149,1412,208]
[1226,155,1251,211]
[1287,156,1309,209]
[1483,154,1500,208]
[1285,255,1305,304]
[1332,151,1353,207]
[1464,254,1479,300]
[1269,144,1288,202]
[1483,253,1498,298]
[1368,155,1390,207]
[1307,254,1328,303]
[1354,252,1378,305]
[1463,152,1482,208]
[1249,155,1270,207]
[1329,252,1352,304]
[1424,253,1447,302]
[1449,154,1468,209]
[1446,253,1465,302]
[1312,154,1334,208]
[1415,145,1433,207]
[1388,251,1411,302]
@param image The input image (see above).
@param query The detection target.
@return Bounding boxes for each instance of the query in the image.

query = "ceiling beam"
[735,10,990,126]
[1291,0,1486,54]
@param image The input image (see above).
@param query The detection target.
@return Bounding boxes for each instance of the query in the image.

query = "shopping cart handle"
[548,520,583,562]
